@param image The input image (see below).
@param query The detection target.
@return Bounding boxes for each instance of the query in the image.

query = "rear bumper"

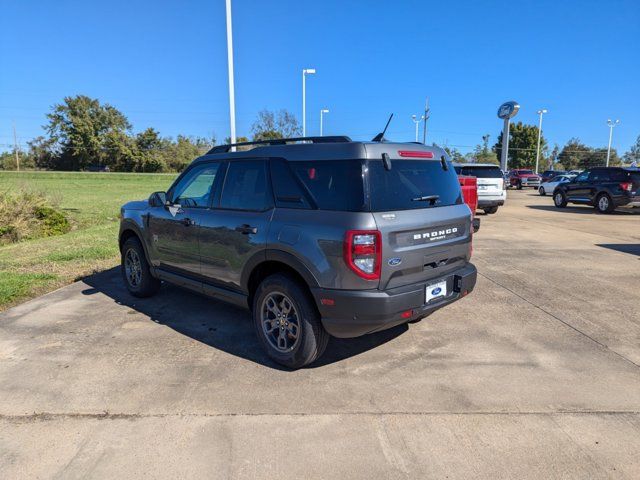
[312,264,477,338]
[478,198,504,208]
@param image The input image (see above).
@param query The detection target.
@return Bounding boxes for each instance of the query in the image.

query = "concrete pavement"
[1,190,639,479]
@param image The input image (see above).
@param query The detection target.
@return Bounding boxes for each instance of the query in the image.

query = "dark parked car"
[119,136,477,368]
[552,167,640,213]
[540,170,567,183]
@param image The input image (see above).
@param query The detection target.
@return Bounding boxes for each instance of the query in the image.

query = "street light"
[225,0,236,150]
[320,109,329,136]
[411,114,425,142]
[535,109,548,174]
[606,119,620,167]
[302,68,316,137]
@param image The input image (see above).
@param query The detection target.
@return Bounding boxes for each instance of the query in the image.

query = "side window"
[220,160,272,211]
[590,169,610,182]
[575,171,589,182]
[270,158,312,209]
[172,163,220,207]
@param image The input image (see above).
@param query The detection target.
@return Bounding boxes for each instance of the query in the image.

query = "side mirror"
[149,191,167,207]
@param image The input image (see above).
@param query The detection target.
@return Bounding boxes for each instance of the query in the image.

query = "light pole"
[225,0,236,150]
[411,114,425,142]
[606,119,620,167]
[535,109,547,173]
[319,109,329,136]
[302,68,316,137]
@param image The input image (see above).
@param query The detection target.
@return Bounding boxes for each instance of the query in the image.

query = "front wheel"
[253,273,329,369]
[539,186,546,196]
[121,237,161,297]
[553,190,567,208]
[595,193,615,214]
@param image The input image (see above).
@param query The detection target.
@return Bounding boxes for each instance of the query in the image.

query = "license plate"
[478,185,488,190]
[426,280,447,303]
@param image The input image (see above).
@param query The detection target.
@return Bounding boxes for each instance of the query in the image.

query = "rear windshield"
[367,160,462,211]
[455,165,503,178]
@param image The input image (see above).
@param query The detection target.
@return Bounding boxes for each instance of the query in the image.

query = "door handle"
[181,217,195,226]
[235,224,258,234]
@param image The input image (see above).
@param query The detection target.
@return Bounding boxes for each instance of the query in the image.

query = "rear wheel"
[539,186,546,196]
[121,237,160,297]
[252,273,329,369]
[553,190,567,208]
[516,181,523,190]
[483,206,498,214]
[595,193,615,214]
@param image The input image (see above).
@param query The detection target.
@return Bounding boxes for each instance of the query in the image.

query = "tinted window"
[172,163,220,207]
[609,170,631,182]
[575,171,590,182]
[220,160,272,211]
[457,166,503,178]
[517,170,534,175]
[367,160,462,211]
[270,158,312,209]
[290,160,365,211]
[590,169,611,182]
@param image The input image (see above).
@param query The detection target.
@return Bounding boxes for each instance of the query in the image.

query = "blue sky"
[1,0,639,154]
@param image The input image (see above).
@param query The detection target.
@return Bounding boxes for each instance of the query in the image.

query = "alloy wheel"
[124,248,142,287]
[261,292,301,353]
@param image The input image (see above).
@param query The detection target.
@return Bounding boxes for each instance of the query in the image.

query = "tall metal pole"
[606,119,619,167]
[422,97,430,144]
[500,118,510,172]
[301,69,316,137]
[411,114,424,142]
[535,109,547,174]
[225,0,236,150]
[320,109,329,136]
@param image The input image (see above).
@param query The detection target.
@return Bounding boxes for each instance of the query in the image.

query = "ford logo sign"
[431,287,442,295]
[388,257,402,266]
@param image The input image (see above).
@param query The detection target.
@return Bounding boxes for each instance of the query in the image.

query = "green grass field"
[0,171,177,309]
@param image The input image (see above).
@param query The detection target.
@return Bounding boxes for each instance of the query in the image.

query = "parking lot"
[1,190,639,479]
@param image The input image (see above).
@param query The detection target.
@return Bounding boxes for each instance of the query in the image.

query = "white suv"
[454,164,506,214]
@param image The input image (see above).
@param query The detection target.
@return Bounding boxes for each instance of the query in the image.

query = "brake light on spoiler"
[397,150,434,158]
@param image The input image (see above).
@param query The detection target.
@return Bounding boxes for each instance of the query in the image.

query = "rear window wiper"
[411,194,440,204]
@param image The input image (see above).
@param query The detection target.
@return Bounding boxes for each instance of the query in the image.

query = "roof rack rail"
[207,135,352,154]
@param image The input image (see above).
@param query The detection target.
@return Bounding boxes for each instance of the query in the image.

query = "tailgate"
[476,177,503,193]
[372,204,472,290]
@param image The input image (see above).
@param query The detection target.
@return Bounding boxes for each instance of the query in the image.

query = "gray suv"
[119,136,477,368]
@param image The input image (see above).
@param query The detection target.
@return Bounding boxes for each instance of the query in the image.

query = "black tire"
[483,206,499,214]
[252,273,329,369]
[539,186,546,196]
[595,193,615,214]
[121,237,161,297]
[516,181,523,190]
[553,190,567,208]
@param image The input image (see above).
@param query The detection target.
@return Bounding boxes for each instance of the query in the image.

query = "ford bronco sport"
[119,136,477,368]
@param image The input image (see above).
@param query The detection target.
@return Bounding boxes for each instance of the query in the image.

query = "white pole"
[535,109,547,173]
[606,119,620,167]
[415,121,419,142]
[320,109,329,136]
[225,0,236,151]
[302,70,306,137]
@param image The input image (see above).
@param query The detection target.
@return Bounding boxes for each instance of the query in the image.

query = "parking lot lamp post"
[412,114,425,142]
[320,109,329,136]
[302,68,316,137]
[535,109,548,174]
[606,119,620,167]
[225,0,236,150]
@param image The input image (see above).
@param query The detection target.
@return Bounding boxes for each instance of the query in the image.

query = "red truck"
[508,169,541,189]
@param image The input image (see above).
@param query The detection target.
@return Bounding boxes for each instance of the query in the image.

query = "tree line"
[1,95,639,171]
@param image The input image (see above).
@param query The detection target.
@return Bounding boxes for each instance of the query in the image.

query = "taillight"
[344,230,382,280]
[620,182,632,192]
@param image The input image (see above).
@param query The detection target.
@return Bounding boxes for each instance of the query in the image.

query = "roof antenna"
[372,114,393,142]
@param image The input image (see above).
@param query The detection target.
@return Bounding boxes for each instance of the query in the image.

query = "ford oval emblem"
[431,287,442,295]
[388,257,402,266]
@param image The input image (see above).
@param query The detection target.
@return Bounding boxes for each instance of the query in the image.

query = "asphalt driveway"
[1,191,639,479]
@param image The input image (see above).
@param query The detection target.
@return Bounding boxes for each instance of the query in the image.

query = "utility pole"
[606,119,620,167]
[225,0,237,150]
[12,123,20,171]
[535,109,548,174]
[302,68,316,137]
[319,109,329,136]
[422,97,430,144]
